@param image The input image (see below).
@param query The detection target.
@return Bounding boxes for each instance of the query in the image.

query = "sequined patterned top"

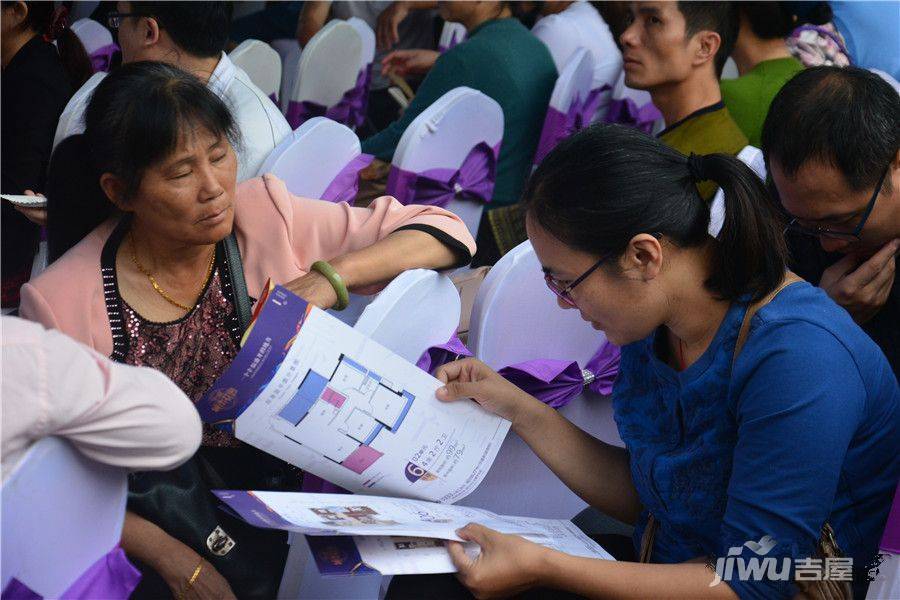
[101,222,245,447]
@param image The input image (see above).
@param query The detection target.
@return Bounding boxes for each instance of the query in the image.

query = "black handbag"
[127,234,300,599]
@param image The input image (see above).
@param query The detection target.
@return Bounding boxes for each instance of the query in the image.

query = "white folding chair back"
[229,39,282,102]
[469,241,605,369]
[270,38,302,112]
[547,48,595,114]
[354,269,461,364]
[69,18,113,56]
[1,437,127,597]
[256,116,362,197]
[53,72,106,149]
[439,21,466,52]
[346,17,376,66]
[293,21,363,108]
[392,87,504,236]
[460,241,622,519]
[708,145,766,238]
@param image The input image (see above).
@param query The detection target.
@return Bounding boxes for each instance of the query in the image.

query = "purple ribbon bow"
[286,68,369,129]
[534,85,608,166]
[498,342,621,409]
[415,332,473,374]
[386,141,500,208]
[320,153,375,203]
[2,546,141,600]
[89,43,119,73]
[603,97,662,135]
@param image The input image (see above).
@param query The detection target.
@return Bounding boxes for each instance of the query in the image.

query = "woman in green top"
[720,2,805,147]
[362,1,557,208]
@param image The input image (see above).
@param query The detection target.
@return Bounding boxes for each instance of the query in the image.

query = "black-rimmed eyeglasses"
[544,255,610,308]
[106,12,143,29]
[784,164,889,242]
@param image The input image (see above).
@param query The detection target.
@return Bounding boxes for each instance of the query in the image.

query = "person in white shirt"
[1,317,201,479]
[531,0,622,119]
[54,2,291,182]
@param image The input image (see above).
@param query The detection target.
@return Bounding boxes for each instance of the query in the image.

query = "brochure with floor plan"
[199,284,511,503]
[214,491,615,575]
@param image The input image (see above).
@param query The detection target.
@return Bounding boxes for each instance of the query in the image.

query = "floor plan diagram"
[276,355,415,474]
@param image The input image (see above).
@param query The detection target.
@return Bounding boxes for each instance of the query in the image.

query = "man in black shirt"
[761,66,899,378]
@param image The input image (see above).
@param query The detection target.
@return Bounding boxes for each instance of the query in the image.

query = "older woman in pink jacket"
[21,62,475,599]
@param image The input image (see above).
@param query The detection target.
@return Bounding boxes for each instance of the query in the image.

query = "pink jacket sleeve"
[235,175,477,293]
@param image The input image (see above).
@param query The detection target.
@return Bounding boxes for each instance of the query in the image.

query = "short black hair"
[738,2,795,39]
[47,61,239,261]
[677,1,738,77]
[131,2,232,58]
[762,66,900,191]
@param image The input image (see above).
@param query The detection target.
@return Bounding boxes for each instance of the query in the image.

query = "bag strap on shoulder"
[223,232,252,331]
[732,272,804,367]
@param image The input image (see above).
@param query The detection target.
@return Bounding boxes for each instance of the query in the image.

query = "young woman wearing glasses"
[392,125,900,600]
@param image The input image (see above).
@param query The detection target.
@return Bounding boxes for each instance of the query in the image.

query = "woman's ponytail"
[692,153,788,301]
[46,135,113,262]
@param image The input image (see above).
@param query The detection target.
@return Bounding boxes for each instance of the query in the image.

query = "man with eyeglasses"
[53,2,290,182]
[762,66,899,377]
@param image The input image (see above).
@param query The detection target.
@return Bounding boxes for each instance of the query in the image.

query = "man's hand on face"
[819,238,899,324]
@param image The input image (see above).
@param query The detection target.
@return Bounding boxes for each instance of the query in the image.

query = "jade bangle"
[311,260,350,310]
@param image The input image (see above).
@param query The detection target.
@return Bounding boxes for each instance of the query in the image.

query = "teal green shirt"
[362,18,557,207]
[720,57,804,147]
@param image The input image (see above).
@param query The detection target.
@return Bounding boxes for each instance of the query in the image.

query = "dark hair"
[47,61,238,261]
[762,66,900,191]
[738,2,794,39]
[522,124,788,302]
[2,1,93,88]
[130,2,231,58]
[677,1,738,77]
[781,1,832,26]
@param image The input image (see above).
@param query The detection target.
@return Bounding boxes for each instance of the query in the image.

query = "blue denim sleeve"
[718,319,865,600]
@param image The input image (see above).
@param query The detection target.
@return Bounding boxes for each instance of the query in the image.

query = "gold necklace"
[129,234,216,312]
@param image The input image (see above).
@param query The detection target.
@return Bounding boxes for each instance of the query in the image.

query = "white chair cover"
[439,21,467,53]
[256,116,363,198]
[346,17,376,66]
[354,269,461,364]
[69,18,113,56]
[460,241,623,519]
[708,145,766,238]
[533,47,596,165]
[391,87,504,237]
[270,38,302,112]
[287,21,363,127]
[53,71,106,149]
[228,39,283,102]
[1,437,127,597]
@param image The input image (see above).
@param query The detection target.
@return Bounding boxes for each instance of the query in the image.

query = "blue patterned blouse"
[612,282,899,599]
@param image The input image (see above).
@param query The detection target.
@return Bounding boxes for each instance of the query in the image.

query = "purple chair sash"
[881,484,900,554]
[2,546,141,600]
[386,141,500,208]
[415,332,473,375]
[268,92,278,105]
[89,43,118,73]
[348,64,373,129]
[286,68,368,129]
[497,342,621,409]
[533,85,608,166]
[320,153,375,203]
[438,30,465,54]
[603,96,662,135]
